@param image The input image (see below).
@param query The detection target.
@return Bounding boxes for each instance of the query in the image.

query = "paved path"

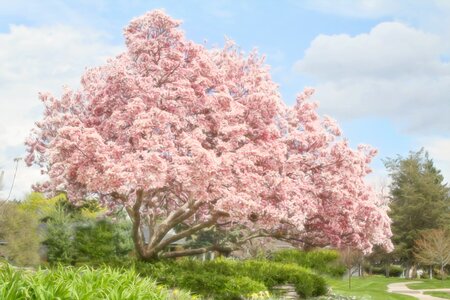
[387,281,450,300]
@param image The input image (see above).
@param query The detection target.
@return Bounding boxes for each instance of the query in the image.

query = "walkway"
[388,281,450,300]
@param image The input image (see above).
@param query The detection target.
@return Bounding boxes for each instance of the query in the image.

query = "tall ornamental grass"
[0,262,194,300]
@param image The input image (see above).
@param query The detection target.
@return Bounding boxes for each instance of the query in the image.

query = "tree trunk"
[430,266,433,279]
[348,267,352,290]
[405,263,411,279]
[125,191,231,261]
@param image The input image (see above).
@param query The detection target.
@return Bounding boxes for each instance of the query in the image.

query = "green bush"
[45,207,133,265]
[134,258,327,298]
[178,272,265,300]
[134,259,266,299]
[370,265,403,277]
[271,249,345,277]
[388,265,403,277]
[0,202,41,266]
[73,219,133,263]
[239,260,327,297]
[0,262,193,300]
[44,208,75,264]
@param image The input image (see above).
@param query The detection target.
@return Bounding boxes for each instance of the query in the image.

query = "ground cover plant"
[0,261,194,300]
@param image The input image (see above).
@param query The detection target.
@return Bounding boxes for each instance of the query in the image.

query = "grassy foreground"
[326,276,416,300]
[407,279,450,290]
[0,262,194,300]
[423,291,450,299]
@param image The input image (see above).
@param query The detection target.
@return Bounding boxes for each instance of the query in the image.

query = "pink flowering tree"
[26,10,392,260]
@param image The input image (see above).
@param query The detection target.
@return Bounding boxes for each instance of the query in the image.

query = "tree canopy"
[26,10,392,260]
[385,149,450,265]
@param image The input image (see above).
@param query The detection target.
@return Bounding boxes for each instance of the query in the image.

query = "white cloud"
[0,24,122,199]
[421,137,450,185]
[295,21,450,133]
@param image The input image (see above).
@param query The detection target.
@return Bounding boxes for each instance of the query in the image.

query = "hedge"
[271,249,346,277]
[134,258,328,299]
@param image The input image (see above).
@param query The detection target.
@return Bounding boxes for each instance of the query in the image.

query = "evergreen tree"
[385,149,450,271]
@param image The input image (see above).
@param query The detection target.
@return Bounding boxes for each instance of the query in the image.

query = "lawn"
[326,276,416,300]
[407,279,450,290]
[423,291,450,299]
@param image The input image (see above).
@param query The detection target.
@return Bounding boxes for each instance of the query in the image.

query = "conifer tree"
[385,149,450,274]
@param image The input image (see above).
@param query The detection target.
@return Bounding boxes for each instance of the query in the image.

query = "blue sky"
[1,0,449,198]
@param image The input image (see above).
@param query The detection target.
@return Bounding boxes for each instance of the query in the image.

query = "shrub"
[388,265,403,277]
[370,265,403,277]
[134,258,327,298]
[178,272,266,300]
[134,259,266,299]
[44,208,74,264]
[73,219,133,263]
[239,260,327,297]
[0,262,193,300]
[44,204,133,265]
[0,202,41,266]
[271,249,345,277]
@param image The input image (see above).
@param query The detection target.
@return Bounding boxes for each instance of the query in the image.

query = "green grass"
[326,276,416,300]
[407,279,450,290]
[423,291,450,299]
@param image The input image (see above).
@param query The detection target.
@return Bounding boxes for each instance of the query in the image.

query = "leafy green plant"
[0,262,193,300]
[0,202,41,266]
[44,206,75,264]
[73,219,133,263]
[134,257,327,298]
[271,249,346,277]
[370,265,403,277]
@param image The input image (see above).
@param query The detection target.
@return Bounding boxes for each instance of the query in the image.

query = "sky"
[1,0,450,199]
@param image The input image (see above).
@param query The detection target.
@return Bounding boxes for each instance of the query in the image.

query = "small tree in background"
[414,229,450,280]
[45,205,75,264]
[1,175,41,266]
[0,201,41,266]
[340,247,363,289]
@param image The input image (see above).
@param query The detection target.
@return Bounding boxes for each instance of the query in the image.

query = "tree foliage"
[414,229,450,279]
[43,198,133,264]
[0,201,41,266]
[74,218,133,263]
[26,10,392,260]
[385,149,450,265]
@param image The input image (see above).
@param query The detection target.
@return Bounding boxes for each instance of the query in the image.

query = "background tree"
[414,229,450,280]
[26,10,392,261]
[0,201,41,266]
[365,245,400,277]
[340,247,363,289]
[385,149,450,277]
[43,196,133,264]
